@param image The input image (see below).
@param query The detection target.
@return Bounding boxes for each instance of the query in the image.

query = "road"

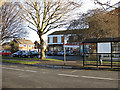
[2,63,119,88]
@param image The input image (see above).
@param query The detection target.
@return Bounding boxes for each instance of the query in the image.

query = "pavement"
[46,55,83,61]
[2,58,120,71]
[2,63,120,88]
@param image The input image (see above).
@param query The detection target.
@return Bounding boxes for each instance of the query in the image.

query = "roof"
[14,38,34,45]
[82,37,120,43]
[49,29,88,35]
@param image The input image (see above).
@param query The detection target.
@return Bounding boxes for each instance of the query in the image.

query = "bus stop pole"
[111,42,112,69]
[83,43,84,67]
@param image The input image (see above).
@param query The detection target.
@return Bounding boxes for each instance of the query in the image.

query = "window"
[7,51,10,52]
[57,36,61,43]
[19,44,23,47]
[48,37,50,43]
[61,36,64,43]
[53,37,57,43]
[24,44,26,47]
[29,45,31,47]
[49,37,53,43]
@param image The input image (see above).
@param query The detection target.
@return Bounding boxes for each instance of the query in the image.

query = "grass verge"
[2,56,62,61]
[77,61,120,64]
[2,60,41,65]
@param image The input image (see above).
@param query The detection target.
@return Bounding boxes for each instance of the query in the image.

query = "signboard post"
[64,35,67,65]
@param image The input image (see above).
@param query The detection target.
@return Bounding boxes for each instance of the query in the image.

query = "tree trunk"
[39,35,45,59]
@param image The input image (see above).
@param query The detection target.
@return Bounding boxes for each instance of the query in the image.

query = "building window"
[29,45,31,47]
[53,37,57,43]
[61,36,64,43]
[49,37,53,43]
[48,37,50,43]
[24,44,26,47]
[19,44,23,47]
[57,36,61,43]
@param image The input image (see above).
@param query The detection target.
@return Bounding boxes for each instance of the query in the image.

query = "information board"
[97,42,111,53]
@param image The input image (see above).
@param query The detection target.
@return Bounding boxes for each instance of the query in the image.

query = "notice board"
[97,42,111,53]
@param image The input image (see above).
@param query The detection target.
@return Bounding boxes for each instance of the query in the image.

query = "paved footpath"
[1,63,120,88]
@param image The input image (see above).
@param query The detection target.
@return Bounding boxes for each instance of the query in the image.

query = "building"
[47,29,88,54]
[11,38,35,51]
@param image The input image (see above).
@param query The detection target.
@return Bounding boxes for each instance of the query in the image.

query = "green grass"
[42,58,62,61]
[2,60,41,65]
[77,60,120,64]
[2,56,62,61]
[2,56,39,60]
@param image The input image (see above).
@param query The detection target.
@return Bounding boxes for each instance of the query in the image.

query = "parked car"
[30,51,39,58]
[22,51,39,58]
[57,51,71,56]
[47,51,57,56]
[12,50,26,57]
[0,50,11,56]
[22,51,31,58]
[47,51,54,56]
[57,51,64,56]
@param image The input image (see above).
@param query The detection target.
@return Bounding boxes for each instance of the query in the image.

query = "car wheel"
[28,56,31,58]
[34,56,37,58]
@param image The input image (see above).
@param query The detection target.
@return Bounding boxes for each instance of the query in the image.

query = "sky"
[26,0,119,43]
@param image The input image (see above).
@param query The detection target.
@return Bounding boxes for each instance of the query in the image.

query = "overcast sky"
[26,0,119,43]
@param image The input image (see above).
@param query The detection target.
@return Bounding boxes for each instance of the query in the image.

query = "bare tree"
[68,8,119,39]
[87,8,118,38]
[0,2,27,44]
[20,0,82,59]
[94,0,119,15]
[0,0,6,7]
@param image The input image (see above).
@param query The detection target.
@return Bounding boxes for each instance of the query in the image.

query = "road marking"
[2,67,37,72]
[81,76,119,81]
[58,74,120,81]
[58,74,79,77]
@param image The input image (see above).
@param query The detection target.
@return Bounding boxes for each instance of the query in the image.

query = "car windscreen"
[31,51,38,54]
[0,51,2,53]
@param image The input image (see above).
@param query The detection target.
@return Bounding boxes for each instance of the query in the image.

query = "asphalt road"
[2,63,119,88]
